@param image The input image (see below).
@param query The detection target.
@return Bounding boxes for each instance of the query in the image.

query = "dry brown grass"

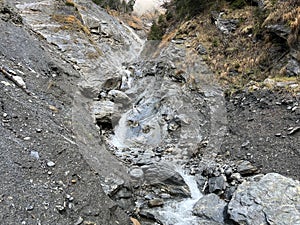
[65,0,75,7]
[52,14,91,35]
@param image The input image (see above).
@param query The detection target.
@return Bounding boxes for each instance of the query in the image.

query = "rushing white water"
[153,167,203,225]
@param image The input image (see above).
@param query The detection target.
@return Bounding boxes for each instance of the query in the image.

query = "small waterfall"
[152,167,203,225]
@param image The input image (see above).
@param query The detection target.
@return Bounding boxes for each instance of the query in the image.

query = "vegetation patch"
[65,0,75,7]
[51,14,90,35]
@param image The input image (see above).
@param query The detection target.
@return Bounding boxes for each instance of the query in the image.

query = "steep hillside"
[0,0,299,224]
[150,0,300,93]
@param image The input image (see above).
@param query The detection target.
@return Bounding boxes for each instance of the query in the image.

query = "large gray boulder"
[193,193,227,223]
[228,173,300,225]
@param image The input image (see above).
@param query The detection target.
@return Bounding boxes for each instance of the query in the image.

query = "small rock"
[208,175,226,193]
[26,203,35,211]
[23,137,31,141]
[129,168,144,180]
[148,198,164,208]
[160,193,171,199]
[139,210,157,220]
[36,128,42,133]
[231,173,242,182]
[49,105,59,113]
[236,160,258,175]
[241,140,250,148]
[288,126,300,135]
[196,44,207,55]
[74,217,84,225]
[56,204,65,212]
[66,194,74,201]
[47,161,56,167]
[116,188,132,199]
[12,76,26,89]
[130,217,141,225]
[30,151,39,160]
[225,167,233,177]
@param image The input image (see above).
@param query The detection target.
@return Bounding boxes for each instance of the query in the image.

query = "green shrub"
[148,21,164,40]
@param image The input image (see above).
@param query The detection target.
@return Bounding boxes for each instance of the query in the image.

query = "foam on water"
[153,167,203,225]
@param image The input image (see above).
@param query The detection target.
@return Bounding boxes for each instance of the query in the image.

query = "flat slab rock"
[228,173,300,225]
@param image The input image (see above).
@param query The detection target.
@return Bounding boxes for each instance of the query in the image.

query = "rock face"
[228,173,300,225]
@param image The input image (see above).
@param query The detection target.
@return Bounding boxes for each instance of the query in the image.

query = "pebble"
[55,204,65,212]
[74,217,84,225]
[71,179,77,184]
[24,137,31,141]
[288,126,300,135]
[225,167,233,176]
[30,151,40,160]
[47,161,56,167]
[26,204,34,211]
[12,76,26,89]
[130,168,144,180]
[66,194,74,201]
[36,128,42,133]
[231,173,242,182]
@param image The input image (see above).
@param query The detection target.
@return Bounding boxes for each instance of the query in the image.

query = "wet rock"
[208,175,226,193]
[193,193,227,223]
[139,210,158,221]
[195,174,207,192]
[236,160,258,175]
[141,163,186,186]
[167,185,190,198]
[228,173,300,225]
[148,198,164,208]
